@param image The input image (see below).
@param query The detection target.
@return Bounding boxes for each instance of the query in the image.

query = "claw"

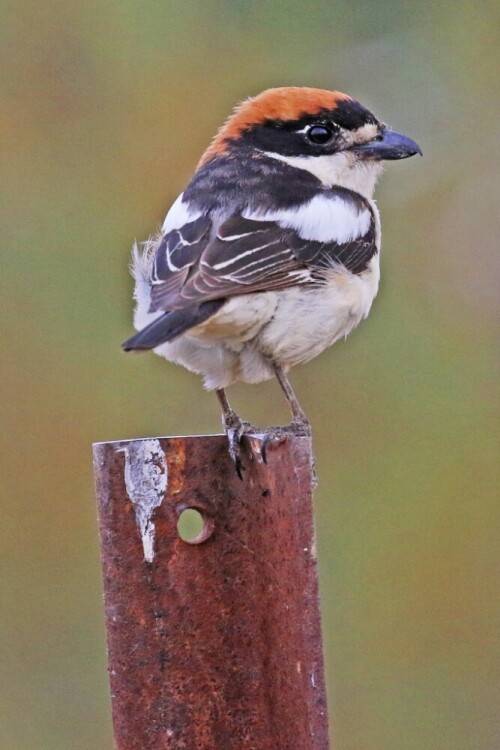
[224,416,254,479]
[261,439,268,465]
[216,382,312,478]
[255,428,289,465]
[226,426,247,480]
[235,455,244,481]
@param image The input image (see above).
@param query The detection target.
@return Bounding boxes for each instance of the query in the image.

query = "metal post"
[93,433,330,749]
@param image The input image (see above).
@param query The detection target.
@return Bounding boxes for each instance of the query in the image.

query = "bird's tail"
[122,300,225,351]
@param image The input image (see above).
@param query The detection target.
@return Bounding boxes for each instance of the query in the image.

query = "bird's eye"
[305,125,335,145]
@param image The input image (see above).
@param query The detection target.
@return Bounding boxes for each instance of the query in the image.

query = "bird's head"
[200,87,421,199]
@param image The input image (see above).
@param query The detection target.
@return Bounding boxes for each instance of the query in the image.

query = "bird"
[123,86,421,476]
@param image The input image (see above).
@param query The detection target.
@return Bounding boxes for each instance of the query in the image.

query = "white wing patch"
[161,192,203,233]
[242,193,371,244]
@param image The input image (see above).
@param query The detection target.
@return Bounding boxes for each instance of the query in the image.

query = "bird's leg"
[258,364,311,464]
[215,389,253,479]
[273,364,310,430]
[215,369,311,472]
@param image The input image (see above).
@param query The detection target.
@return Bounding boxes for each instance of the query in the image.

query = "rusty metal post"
[93,434,329,749]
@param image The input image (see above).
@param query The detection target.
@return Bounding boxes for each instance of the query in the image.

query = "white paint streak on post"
[117,439,167,562]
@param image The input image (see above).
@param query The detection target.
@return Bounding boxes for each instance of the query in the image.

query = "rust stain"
[166,437,186,495]
[93,434,330,750]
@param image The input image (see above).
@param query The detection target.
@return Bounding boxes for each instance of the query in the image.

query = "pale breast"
[152,292,278,390]
[254,258,380,370]
[150,261,380,389]
[186,292,278,346]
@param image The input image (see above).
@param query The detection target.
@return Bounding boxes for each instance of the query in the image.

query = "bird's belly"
[153,292,278,389]
[153,263,379,389]
[257,265,379,368]
[187,293,278,345]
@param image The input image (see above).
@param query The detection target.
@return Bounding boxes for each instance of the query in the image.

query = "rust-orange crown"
[199,87,351,166]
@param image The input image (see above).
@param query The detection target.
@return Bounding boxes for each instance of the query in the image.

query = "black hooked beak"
[352,128,422,160]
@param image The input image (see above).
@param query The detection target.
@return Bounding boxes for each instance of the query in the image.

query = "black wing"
[148,213,377,313]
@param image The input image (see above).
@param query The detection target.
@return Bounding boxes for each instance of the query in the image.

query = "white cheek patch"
[264,151,382,199]
[161,192,203,233]
[243,194,371,244]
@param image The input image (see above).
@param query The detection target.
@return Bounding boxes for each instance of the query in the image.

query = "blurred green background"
[1,1,499,748]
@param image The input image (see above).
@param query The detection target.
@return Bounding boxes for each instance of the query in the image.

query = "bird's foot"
[223,411,311,478]
[246,416,312,465]
[223,410,255,480]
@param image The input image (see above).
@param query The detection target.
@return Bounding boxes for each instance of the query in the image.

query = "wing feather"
[148,205,376,312]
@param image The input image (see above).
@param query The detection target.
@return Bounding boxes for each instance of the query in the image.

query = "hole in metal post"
[176,508,214,545]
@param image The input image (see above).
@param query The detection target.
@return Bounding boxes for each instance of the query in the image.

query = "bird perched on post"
[123,86,421,475]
